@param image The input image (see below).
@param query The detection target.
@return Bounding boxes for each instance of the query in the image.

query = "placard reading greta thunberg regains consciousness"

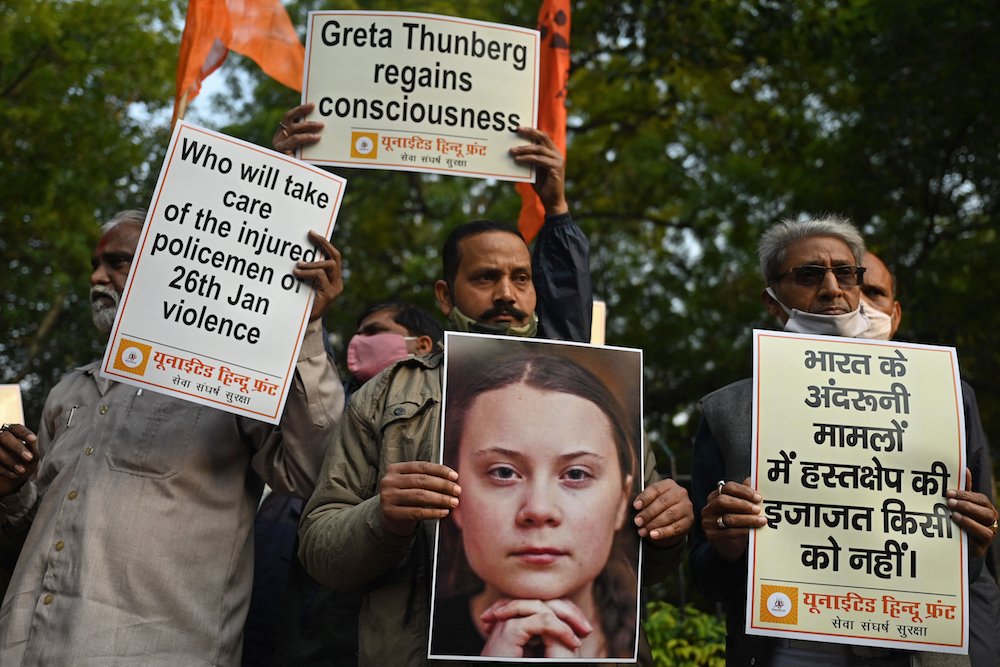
[300,11,539,181]
[99,121,346,424]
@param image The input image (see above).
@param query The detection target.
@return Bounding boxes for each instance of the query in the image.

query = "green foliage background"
[3,0,998,560]
[644,601,726,667]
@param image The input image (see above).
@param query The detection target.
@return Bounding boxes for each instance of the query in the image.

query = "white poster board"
[747,330,968,654]
[100,121,346,424]
[0,385,24,426]
[301,11,539,181]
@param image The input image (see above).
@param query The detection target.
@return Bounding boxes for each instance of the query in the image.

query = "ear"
[890,300,902,338]
[761,288,787,325]
[615,475,634,530]
[434,279,453,317]
[414,335,434,355]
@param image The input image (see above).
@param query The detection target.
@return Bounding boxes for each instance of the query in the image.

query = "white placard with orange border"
[300,11,539,181]
[747,330,968,653]
[99,121,346,424]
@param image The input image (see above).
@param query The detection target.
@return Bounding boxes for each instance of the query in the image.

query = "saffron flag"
[173,0,304,127]
[516,0,571,243]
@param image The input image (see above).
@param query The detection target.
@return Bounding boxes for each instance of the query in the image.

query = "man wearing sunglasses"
[688,217,994,666]
[759,221,870,338]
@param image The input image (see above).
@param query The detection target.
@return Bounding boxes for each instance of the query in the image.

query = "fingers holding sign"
[509,127,568,216]
[703,478,766,562]
[379,461,461,538]
[632,478,693,546]
[947,468,999,558]
[0,424,38,497]
[272,103,325,157]
[294,231,343,321]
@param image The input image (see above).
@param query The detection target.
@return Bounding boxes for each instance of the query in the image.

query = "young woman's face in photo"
[451,383,632,602]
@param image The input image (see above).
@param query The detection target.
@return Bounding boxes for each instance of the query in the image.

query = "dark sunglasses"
[773,265,865,288]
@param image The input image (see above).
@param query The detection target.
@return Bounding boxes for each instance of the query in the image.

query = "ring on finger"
[0,423,11,432]
[717,515,727,530]
[991,518,998,535]
[716,479,726,496]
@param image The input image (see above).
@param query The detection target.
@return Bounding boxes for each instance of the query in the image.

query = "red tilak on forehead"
[95,234,113,256]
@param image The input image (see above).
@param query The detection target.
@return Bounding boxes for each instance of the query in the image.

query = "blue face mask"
[765,287,871,338]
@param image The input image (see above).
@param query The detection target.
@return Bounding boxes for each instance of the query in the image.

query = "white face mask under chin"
[765,287,871,338]
[856,297,893,340]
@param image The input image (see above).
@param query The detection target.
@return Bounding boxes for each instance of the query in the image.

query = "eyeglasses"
[773,265,866,288]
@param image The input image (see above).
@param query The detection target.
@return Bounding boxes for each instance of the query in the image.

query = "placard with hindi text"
[747,330,968,654]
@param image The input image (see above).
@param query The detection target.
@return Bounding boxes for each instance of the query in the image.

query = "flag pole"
[171,89,190,132]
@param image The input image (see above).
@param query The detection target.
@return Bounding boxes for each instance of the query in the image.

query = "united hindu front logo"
[350,131,378,159]
[761,585,798,624]
[113,339,152,376]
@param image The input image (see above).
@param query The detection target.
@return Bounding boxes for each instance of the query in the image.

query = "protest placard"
[99,121,346,424]
[747,330,968,653]
[0,385,24,426]
[429,333,644,662]
[300,11,538,181]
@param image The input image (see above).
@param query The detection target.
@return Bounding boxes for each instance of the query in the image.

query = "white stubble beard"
[90,285,121,334]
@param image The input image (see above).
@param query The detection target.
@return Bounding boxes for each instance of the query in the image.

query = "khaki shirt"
[0,319,343,666]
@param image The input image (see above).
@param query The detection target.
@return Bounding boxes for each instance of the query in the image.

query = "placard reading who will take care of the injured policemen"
[747,330,968,654]
[100,121,346,424]
[300,11,539,181]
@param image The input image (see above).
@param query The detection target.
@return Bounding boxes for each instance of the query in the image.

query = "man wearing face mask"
[297,129,694,667]
[860,251,1000,667]
[345,302,443,392]
[689,217,999,666]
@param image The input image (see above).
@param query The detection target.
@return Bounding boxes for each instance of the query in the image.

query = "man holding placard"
[689,217,999,665]
[298,218,694,664]
[0,210,345,665]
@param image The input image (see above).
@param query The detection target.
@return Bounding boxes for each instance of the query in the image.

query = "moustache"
[478,303,529,322]
[90,285,120,306]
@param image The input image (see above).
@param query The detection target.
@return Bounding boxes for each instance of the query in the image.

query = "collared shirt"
[0,319,343,666]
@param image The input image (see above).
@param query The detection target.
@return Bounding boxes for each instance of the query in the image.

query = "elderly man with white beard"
[0,210,345,666]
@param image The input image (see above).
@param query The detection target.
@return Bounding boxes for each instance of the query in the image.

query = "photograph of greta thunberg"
[430,332,643,662]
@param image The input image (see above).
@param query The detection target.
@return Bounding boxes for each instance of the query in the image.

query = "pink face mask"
[347,332,414,382]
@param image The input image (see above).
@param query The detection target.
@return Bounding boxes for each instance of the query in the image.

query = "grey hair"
[100,209,146,234]
[758,216,866,283]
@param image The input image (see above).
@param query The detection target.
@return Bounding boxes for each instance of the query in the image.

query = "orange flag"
[172,0,304,128]
[516,0,571,243]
